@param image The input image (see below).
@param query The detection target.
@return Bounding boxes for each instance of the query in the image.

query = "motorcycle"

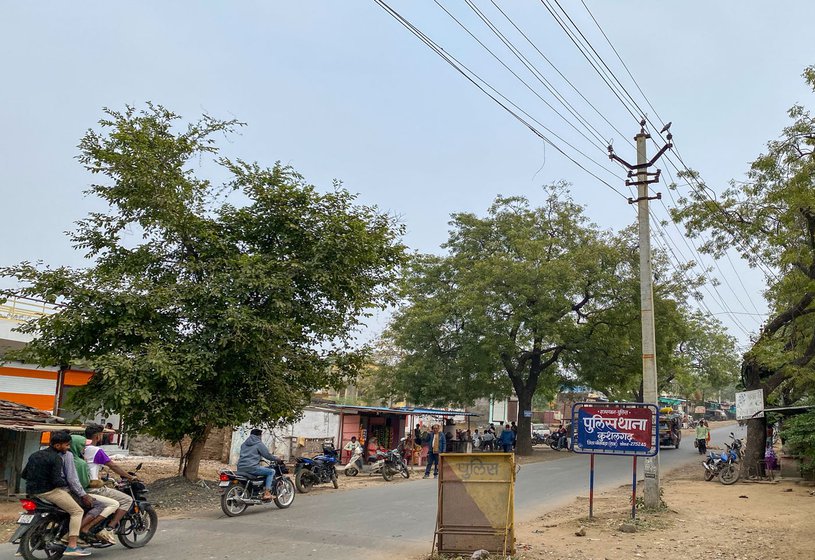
[343,445,409,481]
[219,459,295,516]
[382,448,411,481]
[544,432,570,451]
[13,463,157,560]
[702,432,743,485]
[295,442,339,493]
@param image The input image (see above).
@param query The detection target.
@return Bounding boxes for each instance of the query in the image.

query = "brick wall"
[128,427,232,463]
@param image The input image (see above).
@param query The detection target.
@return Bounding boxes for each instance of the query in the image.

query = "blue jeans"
[425,452,440,476]
[246,466,276,490]
[502,442,513,453]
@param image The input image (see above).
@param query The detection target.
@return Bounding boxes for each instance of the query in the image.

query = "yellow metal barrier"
[434,453,515,556]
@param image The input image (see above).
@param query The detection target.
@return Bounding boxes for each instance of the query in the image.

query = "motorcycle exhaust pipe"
[240,498,262,505]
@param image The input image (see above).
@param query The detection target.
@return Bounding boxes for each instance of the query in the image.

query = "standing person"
[695,420,710,455]
[481,429,495,451]
[236,428,280,501]
[413,423,422,444]
[500,424,514,453]
[510,421,518,450]
[422,424,446,479]
[83,425,134,531]
[21,431,90,557]
[472,429,481,451]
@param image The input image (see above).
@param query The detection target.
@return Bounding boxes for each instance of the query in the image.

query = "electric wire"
[372,0,629,199]
[459,0,611,150]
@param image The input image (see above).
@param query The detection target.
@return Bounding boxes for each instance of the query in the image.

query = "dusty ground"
[509,461,815,560]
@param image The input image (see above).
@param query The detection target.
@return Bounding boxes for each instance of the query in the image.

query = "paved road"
[2,425,742,559]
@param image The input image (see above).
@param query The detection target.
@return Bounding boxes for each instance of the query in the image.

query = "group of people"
[20,425,136,557]
[471,422,517,452]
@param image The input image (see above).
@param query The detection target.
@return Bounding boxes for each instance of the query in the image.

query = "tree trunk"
[515,389,534,455]
[741,360,768,477]
[182,425,212,481]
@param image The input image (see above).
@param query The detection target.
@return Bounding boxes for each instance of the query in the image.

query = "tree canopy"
[380,186,738,454]
[0,105,407,479]
[671,66,815,470]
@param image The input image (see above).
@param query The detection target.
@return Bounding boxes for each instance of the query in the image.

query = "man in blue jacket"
[237,429,279,501]
[423,424,446,479]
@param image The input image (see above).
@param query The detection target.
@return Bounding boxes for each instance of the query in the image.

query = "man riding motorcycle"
[21,431,89,557]
[237,429,280,501]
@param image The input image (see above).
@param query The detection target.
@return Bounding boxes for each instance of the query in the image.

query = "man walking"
[423,424,446,479]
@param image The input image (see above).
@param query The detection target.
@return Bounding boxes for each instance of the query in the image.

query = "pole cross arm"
[627,192,662,205]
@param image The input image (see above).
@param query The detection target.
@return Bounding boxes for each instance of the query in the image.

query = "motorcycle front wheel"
[719,464,740,485]
[295,470,314,493]
[118,505,158,548]
[331,473,339,489]
[399,461,410,479]
[274,477,296,509]
[221,484,249,517]
[19,517,64,560]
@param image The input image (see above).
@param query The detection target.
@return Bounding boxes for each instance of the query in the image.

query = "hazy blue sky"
[2,1,814,346]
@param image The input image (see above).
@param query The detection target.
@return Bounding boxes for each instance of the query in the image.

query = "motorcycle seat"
[235,472,268,481]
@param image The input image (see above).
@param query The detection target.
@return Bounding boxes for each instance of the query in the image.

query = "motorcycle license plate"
[219,481,230,487]
[17,514,34,524]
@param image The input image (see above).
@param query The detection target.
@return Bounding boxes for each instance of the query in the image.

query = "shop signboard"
[571,402,659,457]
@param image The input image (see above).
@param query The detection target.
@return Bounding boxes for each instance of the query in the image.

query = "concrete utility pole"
[609,119,672,508]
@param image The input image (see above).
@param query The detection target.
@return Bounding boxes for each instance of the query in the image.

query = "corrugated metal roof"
[397,407,481,417]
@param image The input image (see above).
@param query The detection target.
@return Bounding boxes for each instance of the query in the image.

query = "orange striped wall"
[0,364,94,413]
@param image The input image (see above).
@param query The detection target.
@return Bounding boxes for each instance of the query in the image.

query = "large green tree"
[671,67,815,472]
[383,187,628,454]
[0,105,406,479]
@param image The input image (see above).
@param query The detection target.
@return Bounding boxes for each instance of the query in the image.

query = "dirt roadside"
[511,461,815,560]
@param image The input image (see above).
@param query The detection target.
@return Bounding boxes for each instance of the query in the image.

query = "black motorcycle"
[13,463,157,560]
[219,459,296,516]
[294,443,339,493]
[382,448,410,481]
[544,432,570,451]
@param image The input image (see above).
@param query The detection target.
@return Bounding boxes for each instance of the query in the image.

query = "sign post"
[571,402,659,520]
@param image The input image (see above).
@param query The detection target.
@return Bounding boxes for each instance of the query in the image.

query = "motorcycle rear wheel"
[295,470,313,493]
[221,484,249,517]
[274,477,296,509]
[344,466,358,477]
[20,517,64,560]
[719,464,740,485]
[382,466,395,481]
[118,505,158,548]
[703,467,716,481]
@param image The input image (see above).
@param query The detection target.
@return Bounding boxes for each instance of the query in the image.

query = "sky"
[2,1,814,348]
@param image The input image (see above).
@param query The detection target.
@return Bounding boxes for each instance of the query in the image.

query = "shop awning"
[397,407,480,417]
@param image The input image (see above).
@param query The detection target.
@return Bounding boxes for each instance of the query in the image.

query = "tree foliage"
[670,66,815,470]
[0,105,406,479]
[384,187,635,454]
[381,186,739,454]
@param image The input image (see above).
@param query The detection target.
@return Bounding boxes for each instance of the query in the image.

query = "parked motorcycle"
[295,442,339,493]
[382,448,410,481]
[219,459,296,516]
[702,433,743,485]
[343,445,409,481]
[13,463,157,560]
